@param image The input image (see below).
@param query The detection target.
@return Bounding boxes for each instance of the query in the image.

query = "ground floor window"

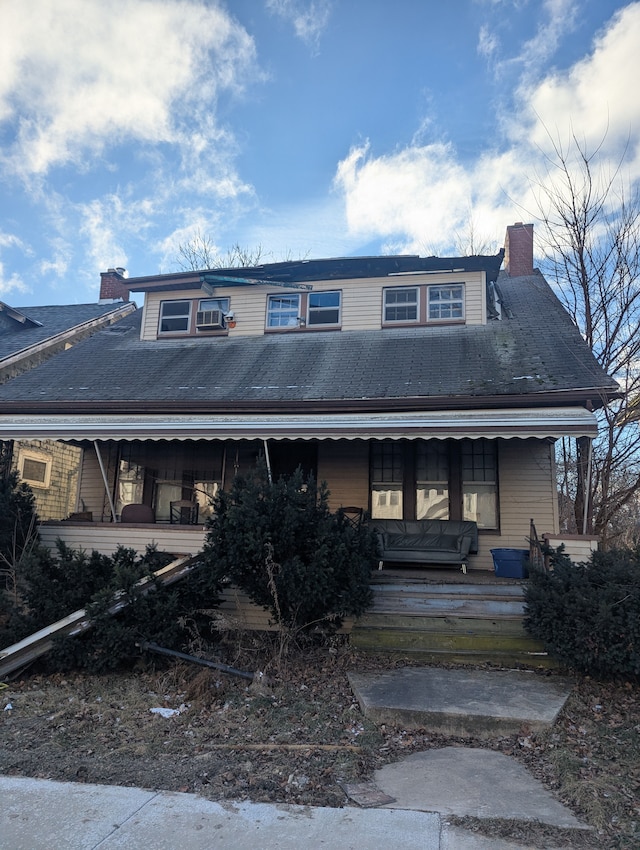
[114,442,226,522]
[370,438,498,529]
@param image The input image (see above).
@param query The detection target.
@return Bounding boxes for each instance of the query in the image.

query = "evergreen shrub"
[202,465,377,632]
[524,546,640,678]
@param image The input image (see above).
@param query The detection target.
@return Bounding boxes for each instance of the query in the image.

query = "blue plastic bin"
[490,548,529,578]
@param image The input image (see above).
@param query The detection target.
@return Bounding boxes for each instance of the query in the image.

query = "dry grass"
[1,637,638,849]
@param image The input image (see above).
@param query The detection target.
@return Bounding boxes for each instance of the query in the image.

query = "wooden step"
[350,579,550,667]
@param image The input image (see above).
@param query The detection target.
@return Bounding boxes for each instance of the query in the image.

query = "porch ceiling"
[0,406,598,441]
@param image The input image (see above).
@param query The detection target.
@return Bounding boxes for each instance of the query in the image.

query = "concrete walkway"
[1,666,591,849]
[348,666,573,738]
[0,774,587,850]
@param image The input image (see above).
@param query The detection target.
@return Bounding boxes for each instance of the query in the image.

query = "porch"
[38,519,207,559]
[36,521,554,666]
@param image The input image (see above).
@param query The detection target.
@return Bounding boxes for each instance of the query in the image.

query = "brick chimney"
[504,223,534,277]
[99,268,130,302]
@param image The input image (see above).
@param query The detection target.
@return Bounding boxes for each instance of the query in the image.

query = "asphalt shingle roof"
[0,303,130,361]
[0,271,618,411]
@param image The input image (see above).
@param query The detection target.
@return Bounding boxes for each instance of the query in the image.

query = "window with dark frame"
[370,438,498,529]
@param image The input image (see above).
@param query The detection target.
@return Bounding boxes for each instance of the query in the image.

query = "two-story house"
[0,298,135,520]
[0,224,619,570]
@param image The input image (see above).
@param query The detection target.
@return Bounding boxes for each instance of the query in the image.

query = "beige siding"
[39,522,206,558]
[141,272,488,339]
[78,442,119,522]
[318,440,370,511]
[471,439,557,572]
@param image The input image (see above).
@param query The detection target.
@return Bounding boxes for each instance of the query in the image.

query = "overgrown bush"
[2,538,223,673]
[0,471,40,643]
[202,465,377,632]
[524,546,640,678]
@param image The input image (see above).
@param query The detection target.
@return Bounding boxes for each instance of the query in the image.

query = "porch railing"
[529,518,549,573]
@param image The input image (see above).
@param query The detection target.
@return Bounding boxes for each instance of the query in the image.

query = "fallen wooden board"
[0,554,200,679]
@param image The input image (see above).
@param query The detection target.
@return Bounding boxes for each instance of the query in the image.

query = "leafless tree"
[176,229,266,271]
[531,132,640,545]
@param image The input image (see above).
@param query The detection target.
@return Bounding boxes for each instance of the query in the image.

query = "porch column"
[94,441,118,522]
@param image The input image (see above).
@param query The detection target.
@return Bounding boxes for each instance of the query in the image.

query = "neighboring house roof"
[0,301,137,382]
[0,269,618,415]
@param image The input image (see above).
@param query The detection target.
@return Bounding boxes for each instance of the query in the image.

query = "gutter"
[0,387,621,417]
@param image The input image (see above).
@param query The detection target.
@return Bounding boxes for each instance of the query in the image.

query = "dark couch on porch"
[373,519,479,571]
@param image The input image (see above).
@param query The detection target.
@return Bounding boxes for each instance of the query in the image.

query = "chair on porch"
[340,506,364,529]
[121,503,155,523]
[170,499,199,525]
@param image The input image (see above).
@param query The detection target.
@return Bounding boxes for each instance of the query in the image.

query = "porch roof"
[0,406,598,441]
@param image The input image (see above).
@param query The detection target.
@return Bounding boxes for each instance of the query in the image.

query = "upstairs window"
[307,291,341,326]
[428,284,464,320]
[384,287,418,323]
[266,291,342,329]
[267,294,300,328]
[159,300,191,333]
[196,297,230,331]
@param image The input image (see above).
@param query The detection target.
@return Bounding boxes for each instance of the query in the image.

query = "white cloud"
[0,262,29,300]
[266,0,333,52]
[334,2,640,255]
[477,24,499,59]
[0,0,258,179]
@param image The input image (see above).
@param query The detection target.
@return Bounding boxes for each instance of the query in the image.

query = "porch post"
[263,439,273,483]
[583,437,593,536]
[94,441,118,522]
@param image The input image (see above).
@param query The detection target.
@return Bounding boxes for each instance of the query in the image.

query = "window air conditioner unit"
[196,309,224,330]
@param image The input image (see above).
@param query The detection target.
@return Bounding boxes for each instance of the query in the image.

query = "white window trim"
[306,290,341,327]
[158,299,192,334]
[266,293,302,328]
[17,449,52,489]
[427,283,465,322]
[383,286,420,324]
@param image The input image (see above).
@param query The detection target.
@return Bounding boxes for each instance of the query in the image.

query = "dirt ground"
[1,638,638,849]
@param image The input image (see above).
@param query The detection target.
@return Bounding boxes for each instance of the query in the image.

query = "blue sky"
[1,0,638,305]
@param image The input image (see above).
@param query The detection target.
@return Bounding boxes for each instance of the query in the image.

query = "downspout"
[94,441,118,522]
[583,437,593,536]
[263,439,273,483]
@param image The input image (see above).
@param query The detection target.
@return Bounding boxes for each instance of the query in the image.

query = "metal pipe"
[94,441,117,522]
[139,641,255,681]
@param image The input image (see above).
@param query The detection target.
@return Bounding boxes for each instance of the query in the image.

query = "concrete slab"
[0,776,441,850]
[374,748,590,830]
[0,776,157,850]
[348,667,573,738]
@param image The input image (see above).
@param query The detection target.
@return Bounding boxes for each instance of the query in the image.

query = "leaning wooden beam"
[0,554,201,679]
